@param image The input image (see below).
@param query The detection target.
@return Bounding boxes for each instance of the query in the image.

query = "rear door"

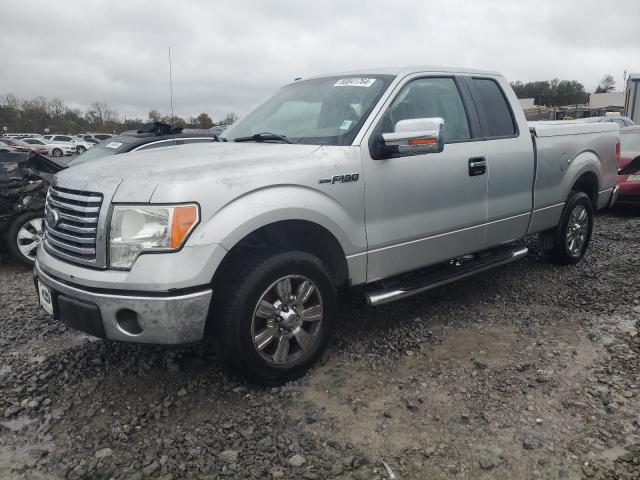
[464,76,535,246]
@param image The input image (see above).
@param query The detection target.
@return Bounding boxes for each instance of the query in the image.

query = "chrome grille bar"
[48,187,102,204]
[46,195,101,214]
[44,186,103,264]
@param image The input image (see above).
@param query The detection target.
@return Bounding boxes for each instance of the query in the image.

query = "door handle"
[468,157,486,176]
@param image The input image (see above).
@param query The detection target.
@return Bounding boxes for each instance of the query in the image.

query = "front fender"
[189,184,367,258]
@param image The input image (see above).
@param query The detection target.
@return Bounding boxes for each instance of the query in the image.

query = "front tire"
[5,212,45,266]
[547,191,593,265]
[76,146,86,154]
[52,148,63,157]
[209,251,337,385]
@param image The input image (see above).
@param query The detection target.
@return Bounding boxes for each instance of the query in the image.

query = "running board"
[366,246,529,306]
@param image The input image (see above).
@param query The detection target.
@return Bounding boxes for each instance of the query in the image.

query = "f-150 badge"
[318,174,360,184]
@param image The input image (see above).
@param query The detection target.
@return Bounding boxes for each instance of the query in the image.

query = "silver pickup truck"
[34,66,619,384]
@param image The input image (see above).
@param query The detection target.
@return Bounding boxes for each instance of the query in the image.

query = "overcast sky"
[1,0,639,121]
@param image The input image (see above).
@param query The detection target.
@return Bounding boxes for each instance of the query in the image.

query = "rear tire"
[547,191,593,265]
[52,148,63,157]
[208,250,337,385]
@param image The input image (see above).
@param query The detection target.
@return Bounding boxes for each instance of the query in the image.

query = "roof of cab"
[301,65,501,82]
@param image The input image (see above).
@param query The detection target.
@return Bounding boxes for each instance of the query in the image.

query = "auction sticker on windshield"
[38,280,54,316]
[334,78,376,87]
[105,142,122,149]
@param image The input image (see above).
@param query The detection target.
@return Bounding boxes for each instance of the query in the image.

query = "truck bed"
[528,119,619,137]
[526,119,619,235]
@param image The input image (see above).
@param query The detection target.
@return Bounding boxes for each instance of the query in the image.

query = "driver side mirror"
[380,117,444,156]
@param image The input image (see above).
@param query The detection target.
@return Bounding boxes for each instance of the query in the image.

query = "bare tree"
[148,109,162,122]
[595,74,616,93]
[221,113,238,125]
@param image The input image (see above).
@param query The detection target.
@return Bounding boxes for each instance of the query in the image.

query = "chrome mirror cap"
[382,117,444,155]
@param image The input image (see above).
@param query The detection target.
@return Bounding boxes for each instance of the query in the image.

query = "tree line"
[510,74,617,107]
[0,94,238,134]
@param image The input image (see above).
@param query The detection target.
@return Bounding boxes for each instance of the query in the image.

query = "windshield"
[621,131,640,152]
[221,75,394,146]
[67,139,130,166]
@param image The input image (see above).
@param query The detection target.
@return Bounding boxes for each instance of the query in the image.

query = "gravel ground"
[0,208,639,480]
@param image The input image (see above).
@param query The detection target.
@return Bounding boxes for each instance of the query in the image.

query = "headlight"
[109,204,199,269]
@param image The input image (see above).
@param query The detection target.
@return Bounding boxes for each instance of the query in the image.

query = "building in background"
[626,74,640,124]
[588,92,625,115]
[518,98,535,109]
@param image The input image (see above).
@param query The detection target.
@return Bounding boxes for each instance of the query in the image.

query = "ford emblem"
[45,207,60,227]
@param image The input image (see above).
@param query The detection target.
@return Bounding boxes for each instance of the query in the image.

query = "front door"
[361,75,488,282]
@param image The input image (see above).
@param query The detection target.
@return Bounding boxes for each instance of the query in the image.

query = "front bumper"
[34,262,212,345]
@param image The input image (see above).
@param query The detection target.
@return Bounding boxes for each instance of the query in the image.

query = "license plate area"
[38,280,54,316]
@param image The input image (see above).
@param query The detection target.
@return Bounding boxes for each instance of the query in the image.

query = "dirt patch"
[1,211,640,478]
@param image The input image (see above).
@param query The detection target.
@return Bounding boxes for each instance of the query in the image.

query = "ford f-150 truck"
[34,66,620,384]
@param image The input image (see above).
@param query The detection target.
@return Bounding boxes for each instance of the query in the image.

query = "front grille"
[44,186,103,264]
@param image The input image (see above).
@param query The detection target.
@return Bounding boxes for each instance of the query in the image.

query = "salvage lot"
[0,209,639,479]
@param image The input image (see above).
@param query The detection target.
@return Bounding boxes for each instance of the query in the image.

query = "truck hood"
[55,142,322,202]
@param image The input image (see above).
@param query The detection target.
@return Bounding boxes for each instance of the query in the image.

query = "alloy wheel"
[565,204,589,256]
[251,275,324,365]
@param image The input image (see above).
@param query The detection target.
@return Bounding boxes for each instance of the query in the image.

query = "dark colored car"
[67,122,218,166]
[616,126,640,206]
[1,151,65,265]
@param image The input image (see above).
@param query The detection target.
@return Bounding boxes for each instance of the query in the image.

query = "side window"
[380,77,471,143]
[471,78,516,138]
[134,140,175,151]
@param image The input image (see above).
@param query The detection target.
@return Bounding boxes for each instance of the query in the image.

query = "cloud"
[1,0,638,120]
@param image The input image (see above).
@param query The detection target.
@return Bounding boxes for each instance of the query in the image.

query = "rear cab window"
[468,77,517,139]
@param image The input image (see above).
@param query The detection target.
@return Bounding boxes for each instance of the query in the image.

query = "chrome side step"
[366,246,529,306]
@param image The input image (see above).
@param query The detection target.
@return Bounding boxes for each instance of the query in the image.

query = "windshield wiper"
[233,132,293,144]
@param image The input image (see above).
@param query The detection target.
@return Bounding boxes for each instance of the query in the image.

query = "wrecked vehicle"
[1,123,216,265]
[34,66,619,385]
[0,151,65,265]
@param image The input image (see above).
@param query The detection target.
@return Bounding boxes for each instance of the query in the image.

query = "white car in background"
[81,133,115,143]
[22,137,77,157]
[42,134,93,154]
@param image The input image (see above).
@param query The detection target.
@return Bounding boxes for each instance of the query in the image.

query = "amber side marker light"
[408,138,437,145]
[170,204,199,249]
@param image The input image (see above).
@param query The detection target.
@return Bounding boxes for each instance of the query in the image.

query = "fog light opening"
[115,309,143,335]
